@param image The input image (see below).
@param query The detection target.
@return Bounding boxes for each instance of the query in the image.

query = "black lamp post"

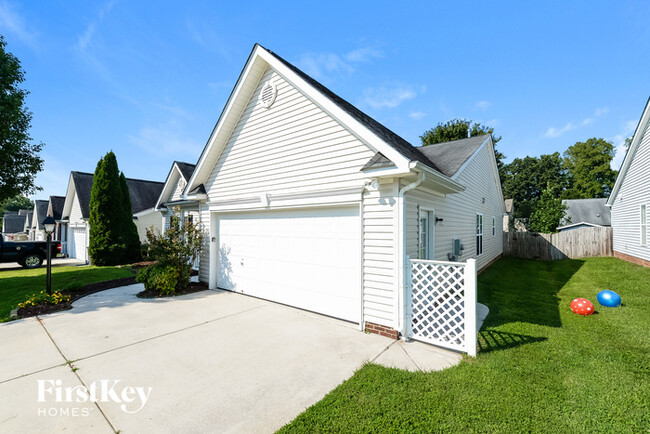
[43,216,56,295]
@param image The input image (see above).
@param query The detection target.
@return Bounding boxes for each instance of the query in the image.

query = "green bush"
[136,263,179,295]
[136,209,203,295]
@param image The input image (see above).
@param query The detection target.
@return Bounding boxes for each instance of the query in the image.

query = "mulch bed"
[16,276,137,319]
[136,281,208,298]
[16,274,209,318]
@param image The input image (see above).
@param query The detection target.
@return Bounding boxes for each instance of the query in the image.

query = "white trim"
[133,207,158,218]
[476,212,484,257]
[607,97,650,206]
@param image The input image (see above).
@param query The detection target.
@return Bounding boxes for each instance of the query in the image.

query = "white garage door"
[217,206,361,322]
[68,226,87,261]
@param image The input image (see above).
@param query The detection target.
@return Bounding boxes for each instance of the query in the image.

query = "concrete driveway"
[0,284,462,433]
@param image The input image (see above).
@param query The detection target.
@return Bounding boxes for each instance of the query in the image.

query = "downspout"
[397,171,424,336]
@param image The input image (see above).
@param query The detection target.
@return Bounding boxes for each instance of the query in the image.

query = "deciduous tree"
[0,36,44,202]
[563,138,617,199]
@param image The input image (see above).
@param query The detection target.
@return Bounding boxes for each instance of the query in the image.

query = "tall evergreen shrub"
[88,152,141,265]
[119,173,141,262]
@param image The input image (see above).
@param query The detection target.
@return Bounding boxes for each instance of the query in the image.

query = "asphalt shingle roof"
[417,135,489,178]
[560,198,611,227]
[3,214,26,234]
[71,171,164,218]
[48,195,65,220]
[175,162,196,182]
[34,200,49,229]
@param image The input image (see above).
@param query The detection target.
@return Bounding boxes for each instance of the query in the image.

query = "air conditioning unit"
[447,238,464,261]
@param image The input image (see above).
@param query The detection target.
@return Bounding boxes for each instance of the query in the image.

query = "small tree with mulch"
[137,209,203,295]
[88,152,141,265]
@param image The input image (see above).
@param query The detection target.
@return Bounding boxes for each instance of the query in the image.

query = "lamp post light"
[43,216,56,296]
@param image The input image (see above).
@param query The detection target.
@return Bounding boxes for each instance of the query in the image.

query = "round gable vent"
[261,81,277,108]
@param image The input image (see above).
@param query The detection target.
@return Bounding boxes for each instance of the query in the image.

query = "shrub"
[136,263,179,295]
[136,209,203,295]
[18,291,71,308]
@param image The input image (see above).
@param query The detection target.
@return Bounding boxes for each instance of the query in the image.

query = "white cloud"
[544,122,576,138]
[186,19,230,59]
[0,1,38,48]
[128,121,202,157]
[76,0,116,52]
[296,47,383,79]
[409,111,427,120]
[544,107,609,138]
[363,85,417,109]
[610,119,638,170]
[474,100,491,111]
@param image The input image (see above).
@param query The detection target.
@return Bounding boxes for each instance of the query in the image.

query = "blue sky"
[1,1,649,201]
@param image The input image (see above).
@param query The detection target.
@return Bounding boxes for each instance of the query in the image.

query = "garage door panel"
[217,206,361,322]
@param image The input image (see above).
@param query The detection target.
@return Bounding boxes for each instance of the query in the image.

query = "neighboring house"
[29,200,50,241]
[2,211,28,240]
[154,161,199,230]
[60,171,164,262]
[23,211,33,237]
[180,45,504,338]
[47,195,66,242]
[607,97,650,267]
[557,198,611,232]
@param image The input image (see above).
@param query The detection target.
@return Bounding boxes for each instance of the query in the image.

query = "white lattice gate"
[406,257,477,356]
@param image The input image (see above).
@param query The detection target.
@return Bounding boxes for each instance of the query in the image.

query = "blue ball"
[597,290,621,307]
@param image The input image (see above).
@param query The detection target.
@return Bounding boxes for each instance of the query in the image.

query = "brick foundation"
[364,322,399,339]
[614,250,650,268]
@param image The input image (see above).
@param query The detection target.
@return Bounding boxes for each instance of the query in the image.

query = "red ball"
[570,298,595,316]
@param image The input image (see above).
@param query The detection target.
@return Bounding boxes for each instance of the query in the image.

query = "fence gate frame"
[405,256,477,356]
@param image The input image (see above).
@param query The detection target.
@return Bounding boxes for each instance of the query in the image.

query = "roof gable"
[32,200,49,229]
[48,195,65,220]
[607,97,650,205]
[187,44,453,193]
[155,161,196,209]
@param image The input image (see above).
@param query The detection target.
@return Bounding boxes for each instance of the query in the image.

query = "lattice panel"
[410,261,466,350]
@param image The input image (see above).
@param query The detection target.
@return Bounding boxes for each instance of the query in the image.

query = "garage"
[68,226,87,262]
[217,206,361,322]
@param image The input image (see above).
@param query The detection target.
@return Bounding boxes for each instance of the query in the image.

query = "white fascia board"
[186,46,265,195]
[133,208,158,218]
[409,161,465,194]
[607,97,650,206]
[556,222,601,230]
[61,173,76,221]
[260,49,412,172]
[155,165,182,210]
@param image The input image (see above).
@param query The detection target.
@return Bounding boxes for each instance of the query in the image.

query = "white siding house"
[182,45,504,337]
[61,172,164,262]
[607,97,650,267]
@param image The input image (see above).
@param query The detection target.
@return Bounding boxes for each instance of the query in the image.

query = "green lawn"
[0,265,135,322]
[280,257,650,433]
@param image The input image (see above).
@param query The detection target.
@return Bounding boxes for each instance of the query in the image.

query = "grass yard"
[0,265,135,322]
[281,257,650,433]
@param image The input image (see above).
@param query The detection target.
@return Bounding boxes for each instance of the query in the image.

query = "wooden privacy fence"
[504,226,613,260]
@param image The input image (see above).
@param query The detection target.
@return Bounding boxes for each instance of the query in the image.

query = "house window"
[642,205,647,246]
[476,213,483,256]
[419,210,433,259]
[492,216,496,236]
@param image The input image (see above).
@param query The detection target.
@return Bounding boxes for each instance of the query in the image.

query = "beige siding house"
[607,97,650,267]
[181,45,504,338]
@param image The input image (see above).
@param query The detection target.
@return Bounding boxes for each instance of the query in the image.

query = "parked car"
[0,234,61,269]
